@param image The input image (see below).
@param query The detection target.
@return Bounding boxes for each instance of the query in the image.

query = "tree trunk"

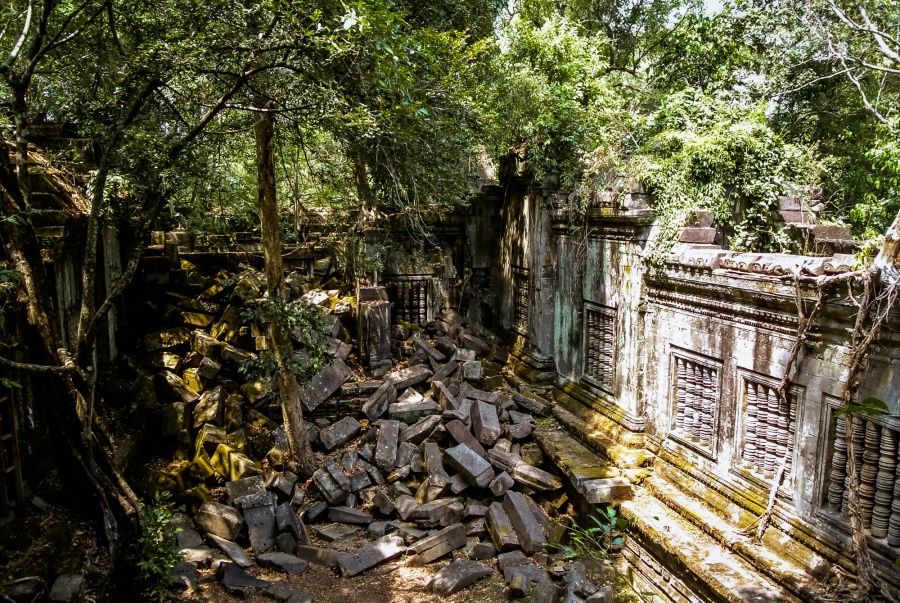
[254,110,315,479]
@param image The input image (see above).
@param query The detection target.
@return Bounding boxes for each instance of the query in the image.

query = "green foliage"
[834,396,891,419]
[0,377,21,390]
[550,507,656,602]
[134,492,183,602]
[551,506,629,562]
[240,297,333,385]
[632,90,827,262]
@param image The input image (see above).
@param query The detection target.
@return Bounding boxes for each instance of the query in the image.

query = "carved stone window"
[823,404,900,549]
[669,348,722,458]
[584,302,616,392]
[736,371,801,493]
[512,267,529,335]
[391,278,430,326]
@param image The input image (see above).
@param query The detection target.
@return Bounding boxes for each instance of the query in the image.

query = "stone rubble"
[135,264,614,601]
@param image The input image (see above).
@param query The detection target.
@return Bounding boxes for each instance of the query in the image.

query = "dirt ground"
[175,557,511,603]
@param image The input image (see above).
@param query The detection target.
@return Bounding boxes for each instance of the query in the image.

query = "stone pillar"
[358,286,392,377]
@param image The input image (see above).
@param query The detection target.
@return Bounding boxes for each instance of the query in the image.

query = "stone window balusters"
[585,304,615,390]
[671,356,718,452]
[512,268,529,335]
[742,380,797,480]
[824,413,900,549]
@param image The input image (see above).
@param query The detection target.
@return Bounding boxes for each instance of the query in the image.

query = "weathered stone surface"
[389,399,441,423]
[511,462,562,491]
[444,444,494,488]
[399,415,442,444]
[265,582,312,603]
[316,523,357,542]
[445,420,487,457]
[486,502,519,552]
[458,333,491,357]
[298,359,352,411]
[580,477,633,503]
[410,498,460,527]
[533,581,564,603]
[161,402,190,437]
[276,503,308,543]
[218,562,269,590]
[220,343,255,367]
[429,360,459,384]
[48,574,85,602]
[397,387,424,405]
[257,552,308,575]
[449,473,470,495]
[276,532,296,554]
[193,384,226,427]
[312,468,348,504]
[497,550,527,570]
[432,380,458,410]
[158,371,200,404]
[407,522,467,564]
[375,420,400,472]
[471,400,501,445]
[211,444,262,481]
[371,488,396,515]
[508,567,533,598]
[386,364,434,389]
[319,416,361,450]
[206,534,252,567]
[192,330,223,357]
[305,500,329,522]
[395,495,419,521]
[195,502,244,540]
[338,534,406,577]
[584,585,613,603]
[294,545,347,568]
[489,471,514,497]
[463,360,483,381]
[470,542,497,560]
[427,560,492,595]
[503,491,547,553]
[362,381,398,421]
[329,506,373,524]
[243,495,277,553]
[506,422,533,441]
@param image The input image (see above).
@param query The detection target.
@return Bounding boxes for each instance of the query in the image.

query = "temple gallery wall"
[416,177,900,601]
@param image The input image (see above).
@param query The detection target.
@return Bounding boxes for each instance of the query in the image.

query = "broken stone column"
[358,287,392,375]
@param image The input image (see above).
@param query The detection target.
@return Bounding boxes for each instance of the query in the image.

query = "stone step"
[532,419,631,504]
[643,475,827,602]
[549,396,652,468]
[620,493,805,603]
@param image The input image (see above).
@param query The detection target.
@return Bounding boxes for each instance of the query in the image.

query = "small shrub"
[135,492,183,602]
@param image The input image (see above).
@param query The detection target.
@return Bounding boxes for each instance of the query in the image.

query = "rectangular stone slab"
[407,522,467,564]
[361,381,397,421]
[485,502,519,552]
[502,490,546,553]
[385,365,434,389]
[338,534,406,577]
[444,444,494,488]
[445,420,487,458]
[428,360,459,385]
[298,359,352,411]
[328,506,374,524]
[375,420,400,472]
[389,400,441,424]
[511,462,562,491]
[319,416,362,450]
[471,400,501,446]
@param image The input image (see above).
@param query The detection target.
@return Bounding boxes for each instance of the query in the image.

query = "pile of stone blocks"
[133,264,615,601]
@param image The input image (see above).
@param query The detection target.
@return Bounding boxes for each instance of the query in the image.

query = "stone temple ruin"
[3,163,900,603]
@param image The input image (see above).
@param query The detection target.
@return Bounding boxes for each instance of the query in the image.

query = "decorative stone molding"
[512,266,529,337]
